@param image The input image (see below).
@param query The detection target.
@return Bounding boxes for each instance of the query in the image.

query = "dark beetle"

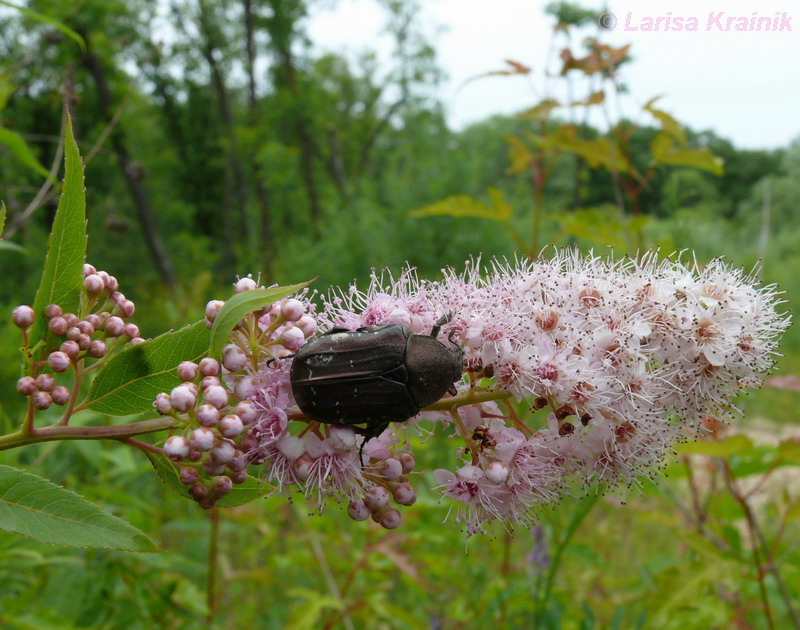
[290,314,463,456]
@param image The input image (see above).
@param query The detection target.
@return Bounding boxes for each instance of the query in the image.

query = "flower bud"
[63,313,79,328]
[278,326,305,351]
[186,449,203,462]
[205,300,225,322]
[392,483,417,506]
[105,316,125,337]
[364,486,391,511]
[189,483,209,501]
[49,317,68,336]
[59,340,80,358]
[281,299,305,322]
[235,400,258,425]
[105,275,119,292]
[35,374,55,392]
[16,376,37,396]
[124,323,139,339]
[222,345,248,372]
[379,508,402,530]
[379,458,403,481]
[211,439,236,464]
[234,377,258,401]
[199,357,220,377]
[293,454,314,481]
[110,291,125,303]
[398,452,415,474]
[66,327,81,341]
[177,361,199,382]
[87,340,107,358]
[12,305,35,329]
[230,470,248,484]
[211,476,233,498]
[228,452,248,472]
[83,274,105,294]
[190,427,216,452]
[82,263,96,277]
[154,392,172,415]
[164,436,191,461]
[169,384,197,412]
[48,351,70,373]
[76,334,91,350]
[220,414,244,438]
[196,404,220,427]
[203,385,229,410]
[200,375,221,390]
[234,276,257,293]
[85,313,102,329]
[485,461,509,484]
[33,391,52,410]
[44,304,63,319]
[118,300,135,318]
[77,320,94,336]
[129,337,146,345]
[179,467,200,486]
[296,315,317,338]
[51,385,70,405]
[348,499,371,521]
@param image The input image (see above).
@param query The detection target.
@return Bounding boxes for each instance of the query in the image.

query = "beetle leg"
[358,420,391,467]
[430,312,453,338]
[447,383,458,396]
[265,353,295,366]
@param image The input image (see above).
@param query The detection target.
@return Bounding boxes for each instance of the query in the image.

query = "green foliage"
[0,464,157,551]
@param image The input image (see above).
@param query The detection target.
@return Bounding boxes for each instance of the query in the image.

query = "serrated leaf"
[29,113,86,350]
[145,451,268,507]
[0,127,52,179]
[675,434,753,457]
[0,0,85,50]
[84,320,210,415]
[0,465,157,551]
[208,282,312,358]
[409,188,513,222]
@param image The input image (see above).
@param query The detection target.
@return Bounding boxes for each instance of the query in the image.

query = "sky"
[307,0,800,150]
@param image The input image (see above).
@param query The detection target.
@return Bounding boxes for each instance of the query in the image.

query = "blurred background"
[1,0,799,628]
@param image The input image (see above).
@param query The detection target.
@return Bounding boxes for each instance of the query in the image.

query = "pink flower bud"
[85,313,102,329]
[33,391,52,410]
[296,315,317,338]
[364,486,391,511]
[348,499,371,521]
[379,508,402,529]
[77,320,94,336]
[485,461,509,484]
[82,263,96,277]
[222,345,248,372]
[76,334,91,350]
[189,483,209,501]
[169,384,197,412]
[164,436,191,460]
[235,400,258,425]
[179,467,200,486]
[200,376,221,390]
[205,300,225,322]
[110,291,125,303]
[230,470,248,484]
[44,304,63,319]
[16,376,37,396]
[59,340,80,358]
[211,475,233,498]
[211,439,236,464]
[124,323,140,339]
[203,385,229,410]
[12,305,35,329]
[196,405,220,428]
[66,326,81,341]
[49,317,68,336]
[35,374,55,392]
[118,300,135,318]
[220,414,244,438]
[281,299,305,322]
[379,458,403,481]
[199,357,221,377]
[88,340,107,358]
[129,337,146,345]
[48,351,70,373]
[177,361,199,382]
[190,427,216,451]
[228,452,248,472]
[234,276,257,293]
[154,392,172,414]
[105,275,119,292]
[279,326,305,351]
[393,483,417,506]
[105,316,125,337]
[83,274,105,294]
[233,376,258,401]
[51,386,70,405]
[398,453,415,474]
[293,454,314,481]
[63,313,78,328]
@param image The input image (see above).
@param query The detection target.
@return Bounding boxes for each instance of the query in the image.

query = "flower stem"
[206,508,219,626]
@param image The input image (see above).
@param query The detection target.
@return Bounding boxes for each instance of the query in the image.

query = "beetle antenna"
[431,312,453,338]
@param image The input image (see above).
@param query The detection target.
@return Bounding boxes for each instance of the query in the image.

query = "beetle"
[290,314,463,460]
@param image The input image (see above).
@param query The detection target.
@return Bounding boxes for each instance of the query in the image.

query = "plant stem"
[424,388,513,412]
[207,507,220,626]
[0,416,179,451]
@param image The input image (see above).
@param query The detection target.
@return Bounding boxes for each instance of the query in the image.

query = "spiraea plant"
[0,115,790,553]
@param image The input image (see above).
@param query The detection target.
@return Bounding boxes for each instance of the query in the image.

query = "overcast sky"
[307,0,800,150]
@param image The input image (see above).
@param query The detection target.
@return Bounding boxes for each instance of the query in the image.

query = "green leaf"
[533,125,631,173]
[778,438,800,462]
[0,200,5,233]
[0,0,85,51]
[29,113,86,350]
[644,96,686,144]
[505,134,534,174]
[208,282,312,358]
[517,98,561,121]
[145,451,269,507]
[650,133,724,176]
[84,321,210,415]
[0,465,157,551]
[408,187,513,222]
[675,435,753,457]
[0,240,27,254]
[0,127,52,180]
